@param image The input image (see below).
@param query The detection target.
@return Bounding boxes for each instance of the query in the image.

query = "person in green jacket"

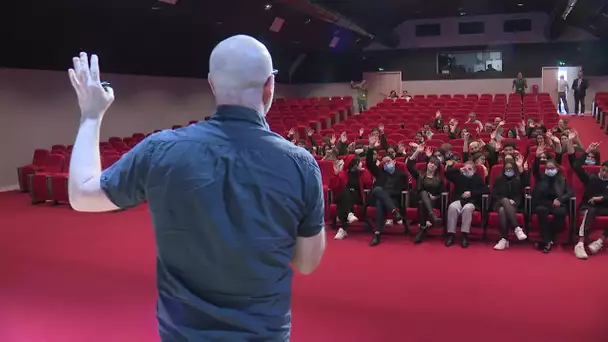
[512,72,527,102]
[351,80,368,113]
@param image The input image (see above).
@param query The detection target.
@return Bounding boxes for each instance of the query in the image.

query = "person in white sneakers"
[329,155,373,240]
[566,138,608,259]
[492,155,529,250]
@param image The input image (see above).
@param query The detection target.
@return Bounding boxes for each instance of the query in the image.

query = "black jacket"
[572,78,589,97]
[445,166,489,209]
[406,158,444,196]
[491,172,528,209]
[366,148,408,196]
[569,153,608,208]
[531,157,573,207]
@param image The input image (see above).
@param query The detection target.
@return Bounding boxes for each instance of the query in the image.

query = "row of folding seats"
[318,158,599,243]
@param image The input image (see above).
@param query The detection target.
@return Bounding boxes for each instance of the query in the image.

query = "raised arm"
[366,135,381,177]
[67,52,122,212]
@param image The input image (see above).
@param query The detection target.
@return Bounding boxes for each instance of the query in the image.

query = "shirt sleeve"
[297,158,325,238]
[100,137,157,209]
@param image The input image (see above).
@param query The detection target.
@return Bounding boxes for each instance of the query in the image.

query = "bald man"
[67,35,326,341]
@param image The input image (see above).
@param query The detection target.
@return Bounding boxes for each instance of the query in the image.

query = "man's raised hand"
[68,52,114,119]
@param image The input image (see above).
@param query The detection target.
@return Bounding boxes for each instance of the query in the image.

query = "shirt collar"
[211,105,269,130]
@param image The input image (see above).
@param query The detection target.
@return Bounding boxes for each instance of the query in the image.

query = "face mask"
[504,170,515,178]
[444,151,453,158]
[384,164,395,173]
[354,148,364,155]
[545,169,557,177]
[585,159,595,165]
[463,171,474,178]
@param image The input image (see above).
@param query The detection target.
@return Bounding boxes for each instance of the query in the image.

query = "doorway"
[541,66,581,114]
[362,71,402,108]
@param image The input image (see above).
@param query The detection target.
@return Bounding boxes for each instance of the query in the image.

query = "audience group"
[285,110,608,260]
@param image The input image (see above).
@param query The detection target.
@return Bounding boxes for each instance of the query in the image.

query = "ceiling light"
[265,4,272,10]
[460,12,466,16]
[305,19,311,24]
[517,3,523,6]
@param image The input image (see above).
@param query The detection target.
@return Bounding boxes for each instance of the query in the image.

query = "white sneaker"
[588,239,603,254]
[514,227,527,241]
[494,238,510,250]
[385,219,393,226]
[334,228,347,240]
[347,212,359,224]
[397,220,403,225]
[574,242,588,259]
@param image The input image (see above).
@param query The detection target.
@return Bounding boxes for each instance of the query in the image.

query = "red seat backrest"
[317,160,335,187]
[44,154,66,173]
[32,149,49,165]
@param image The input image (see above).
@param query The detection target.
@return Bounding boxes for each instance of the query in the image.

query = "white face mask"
[354,148,364,155]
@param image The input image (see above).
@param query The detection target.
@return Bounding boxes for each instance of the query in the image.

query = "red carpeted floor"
[1,114,608,342]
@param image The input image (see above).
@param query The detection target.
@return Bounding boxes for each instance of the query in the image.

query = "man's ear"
[208,76,215,95]
[262,75,274,103]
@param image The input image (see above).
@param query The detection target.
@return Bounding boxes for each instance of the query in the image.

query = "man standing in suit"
[572,69,589,115]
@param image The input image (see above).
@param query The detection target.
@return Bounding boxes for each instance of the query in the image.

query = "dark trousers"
[371,187,400,233]
[336,189,362,230]
[494,198,520,239]
[578,206,608,238]
[534,205,567,244]
[574,94,585,114]
[557,92,569,113]
[417,190,439,225]
[357,99,367,113]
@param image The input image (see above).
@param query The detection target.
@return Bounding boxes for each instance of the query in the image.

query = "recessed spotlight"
[304,19,311,25]
[265,4,272,10]
[460,12,466,16]
[517,3,524,7]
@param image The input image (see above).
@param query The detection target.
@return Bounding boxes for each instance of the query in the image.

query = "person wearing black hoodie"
[567,138,608,259]
[531,145,573,253]
[445,161,489,248]
[366,135,409,247]
[492,155,529,250]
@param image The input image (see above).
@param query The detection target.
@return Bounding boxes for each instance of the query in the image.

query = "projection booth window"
[437,51,502,75]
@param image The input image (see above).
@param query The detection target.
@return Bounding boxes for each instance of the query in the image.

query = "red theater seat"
[29,154,67,204]
[17,149,50,192]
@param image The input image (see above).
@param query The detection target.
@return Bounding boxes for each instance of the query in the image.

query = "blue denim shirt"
[100,105,325,341]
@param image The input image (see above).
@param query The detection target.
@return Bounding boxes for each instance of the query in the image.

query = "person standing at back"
[572,69,589,115]
[66,35,326,342]
[512,72,527,102]
[557,75,569,114]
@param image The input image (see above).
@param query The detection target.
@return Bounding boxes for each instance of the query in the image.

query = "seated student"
[444,161,489,248]
[493,154,529,250]
[367,135,409,247]
[433,110,444,130]
[567,139,608,259]
[331,156,373,240]
[421,122,434,139]
[485,117,502,133]
[467,112,484,132]
[407,144,444,244]
[531,146,573,253]
[472,152,489,179]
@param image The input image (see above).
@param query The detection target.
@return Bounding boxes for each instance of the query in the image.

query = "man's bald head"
[208,35,275,115]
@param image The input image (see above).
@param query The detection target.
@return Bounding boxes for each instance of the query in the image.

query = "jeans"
[371,187,400,233]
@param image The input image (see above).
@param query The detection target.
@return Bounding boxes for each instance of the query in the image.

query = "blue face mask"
[504,170,515,177]
[463,171,474,178]
[384,164,395,173]
[545,169,558,177]
[585,159,595,165]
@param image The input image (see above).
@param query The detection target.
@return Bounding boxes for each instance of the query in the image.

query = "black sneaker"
[370,233,381,247]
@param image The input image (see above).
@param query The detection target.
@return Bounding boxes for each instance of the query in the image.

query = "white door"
[541,67,559,104]
[362,71,402,108]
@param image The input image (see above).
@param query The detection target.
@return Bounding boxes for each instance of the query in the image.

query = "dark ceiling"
[2,0,606,79]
